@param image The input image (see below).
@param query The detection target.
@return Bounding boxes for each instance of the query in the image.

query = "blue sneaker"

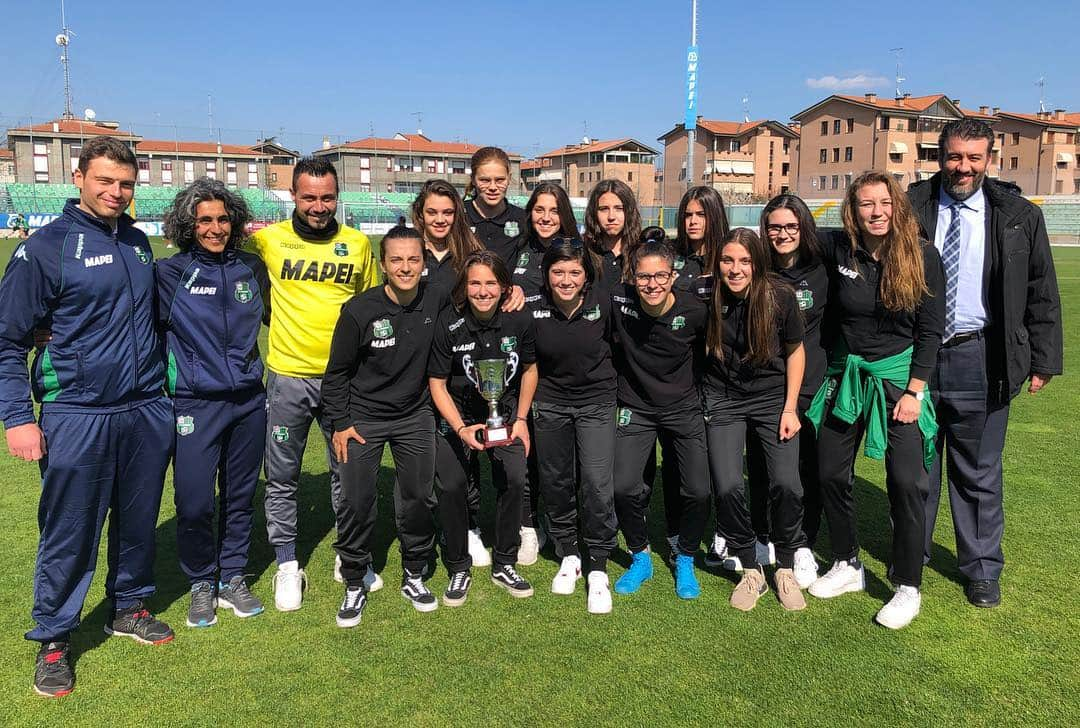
[675,554,701,599]
[614,551,653,594]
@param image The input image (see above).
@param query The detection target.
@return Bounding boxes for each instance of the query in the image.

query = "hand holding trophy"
[465,352,519,448]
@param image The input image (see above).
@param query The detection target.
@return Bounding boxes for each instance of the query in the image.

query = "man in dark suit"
[908,118,1062,608]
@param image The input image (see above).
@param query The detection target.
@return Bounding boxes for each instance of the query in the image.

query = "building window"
[627,171,633,182]
[579,172,585,183]
[1012,133,1020,145]
[359,183,370,192]
[69,144,81,175]
[998,134,1006,147]
[833,119,841,135]
[227,161,238,185]
[162,160,173,185]
[880,116,890,130]
[846,118,855,133]
[360,157,370,169]
[895,120,905,132]
[918,146,939,162]
[33,142,49,183]
[831,175,839,190]
[1057,159,1068,170]
[450,160,466,174]
[844,173,853,189]
[425,158,436,173]
[820,121,828,136]
[889,153,903,163]
[783,139,790,153]
[386,157,392,171]
[1055,180,1064,193]
[248,163,258,186]
[730,140,741,152]
[138,158,150,184]
[206,161,217,179]
[184,160,195,183]
[844,147,853,162]
[832,148,840,163]
[818,175,826,190]
[781,162,790,175]
[819,149,827,164]
[1010,156,1018,170]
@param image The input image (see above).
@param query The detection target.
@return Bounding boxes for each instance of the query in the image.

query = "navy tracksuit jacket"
[0,200,172,642]
[156,246,270,584]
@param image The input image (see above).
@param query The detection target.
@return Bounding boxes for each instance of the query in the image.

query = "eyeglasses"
[634,271,673,285]
[765,223,800,236]
[475,178,509,189]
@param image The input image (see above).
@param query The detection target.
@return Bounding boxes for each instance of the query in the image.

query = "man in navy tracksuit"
[0,138,174,698]
[157,178,271,628]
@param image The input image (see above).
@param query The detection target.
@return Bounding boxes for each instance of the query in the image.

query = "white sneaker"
[517,527,542,566]
[755,540,777,566]
[793,547,819,589]
[808,560,865,599]
[703,534,729,567]
[273,561,307,612]
[587,571,612,614]
[551,555,582,595]
[334,554,383,592]
[875,585,922,629]
[468,528,491,567]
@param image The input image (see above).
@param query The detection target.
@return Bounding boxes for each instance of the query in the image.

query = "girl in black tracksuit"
[610,240,710,601]
[322,226,448,621]
[429,250,539,601]
[743,195,831,583]
[530,240,618,613]
[583,179,642,295]
[413,180,482,295]
[808,172,944,630]
[704,228,808,612]
[464,146,527,265]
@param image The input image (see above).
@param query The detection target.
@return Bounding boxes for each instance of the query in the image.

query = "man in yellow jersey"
[248,157,380,611]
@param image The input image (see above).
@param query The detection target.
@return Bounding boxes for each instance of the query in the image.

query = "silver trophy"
[464,353,519,448]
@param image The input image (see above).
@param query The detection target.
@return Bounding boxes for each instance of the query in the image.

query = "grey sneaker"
[186,582,217,628]
[218,576,264,618]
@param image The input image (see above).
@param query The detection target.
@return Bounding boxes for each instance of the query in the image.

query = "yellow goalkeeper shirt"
[249,220,380,377]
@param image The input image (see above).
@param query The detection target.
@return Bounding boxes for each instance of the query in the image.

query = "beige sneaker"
[730,567,768,611]
[775,568,807,611]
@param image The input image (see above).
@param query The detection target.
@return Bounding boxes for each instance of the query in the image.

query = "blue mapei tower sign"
[685,45,699,130]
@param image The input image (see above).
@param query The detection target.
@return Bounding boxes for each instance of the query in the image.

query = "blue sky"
[4,1,1078,159]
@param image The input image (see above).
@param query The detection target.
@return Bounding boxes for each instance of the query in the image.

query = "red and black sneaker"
[33,641,74,697]
[104,601,175,645]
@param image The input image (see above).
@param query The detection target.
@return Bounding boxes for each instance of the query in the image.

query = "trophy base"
[482,426,513,448]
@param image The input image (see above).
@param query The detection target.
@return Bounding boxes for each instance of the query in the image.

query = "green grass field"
[0,237,1077,725]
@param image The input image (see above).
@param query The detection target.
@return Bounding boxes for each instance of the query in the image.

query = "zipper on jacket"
[219,260,237,389]
[115,228,140,394]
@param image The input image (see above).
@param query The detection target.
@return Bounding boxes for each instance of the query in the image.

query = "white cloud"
[805,74,888,91]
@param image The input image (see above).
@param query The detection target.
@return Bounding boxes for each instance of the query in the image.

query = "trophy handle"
[505,351,519,384]
[463,354,478,389]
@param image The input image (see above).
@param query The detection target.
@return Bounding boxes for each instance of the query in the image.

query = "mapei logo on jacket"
[234,282,253,303]
[84,254,113,268]
[452,342,476,352]
[189,286,217,295]
[334,242,349,257]
[837,265,859,279]
[532,309,552,319]
[280,259,356,284]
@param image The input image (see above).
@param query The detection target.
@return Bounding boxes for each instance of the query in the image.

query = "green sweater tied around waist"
[805,345,938,470]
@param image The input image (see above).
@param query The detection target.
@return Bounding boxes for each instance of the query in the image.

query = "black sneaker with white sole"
[337,585,367,628]
[443,570,472,607]
[33,641,74,697]
[186,581,217,628]
[105,602,174,644]
[491,564,534,598]
[401,569,438,612]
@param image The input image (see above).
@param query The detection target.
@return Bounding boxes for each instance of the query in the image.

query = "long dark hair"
[584,179,642,260]
[411,180,482,275]
[451,250,511,311]
[759,194,821,268]
[707,228,786,367]
[524,183,578,245]
[675,185,729,272]
[540,238,596,299]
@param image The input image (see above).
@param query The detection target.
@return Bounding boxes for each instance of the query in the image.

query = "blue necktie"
[942,201,963,341]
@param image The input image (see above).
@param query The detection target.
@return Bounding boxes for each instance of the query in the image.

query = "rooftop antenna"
[411,111,424,136]
[207,94,214,139]
[1036,76,1046,113]
[890,47,905,97]
[741,93,751,123]
[583,120,590,144]
[56,0,75,119]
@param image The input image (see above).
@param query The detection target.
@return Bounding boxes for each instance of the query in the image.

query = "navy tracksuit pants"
[173,392,266,585]
[27,397,173,643]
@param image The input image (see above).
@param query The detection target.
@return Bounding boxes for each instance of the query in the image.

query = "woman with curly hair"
[157,178,271,629]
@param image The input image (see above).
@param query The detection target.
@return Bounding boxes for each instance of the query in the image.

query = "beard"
[942,169,986,201]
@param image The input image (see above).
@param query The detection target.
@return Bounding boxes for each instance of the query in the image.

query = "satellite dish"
[582,136,590,145]
[55,33,69,46]
[84,108,96,121]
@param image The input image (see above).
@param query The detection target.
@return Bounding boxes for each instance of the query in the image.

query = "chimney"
[790,121,801,131]
[1055,109,1066,120]
[52,121,60,133]
[895,95,905,106]
[951,99,961,106]
[992,106,1000,115]
[864,93,877,103]
[216,142,222,154]
[979,105,990,115]
[322,136,331,150]
[903,93,911,99]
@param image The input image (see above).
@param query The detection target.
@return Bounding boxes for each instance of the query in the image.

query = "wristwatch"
[903,388,925,401]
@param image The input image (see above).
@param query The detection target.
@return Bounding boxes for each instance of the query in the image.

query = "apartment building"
[134,140,270,188]
[521,138,658,205]
[0,149,15,184]
[250,138,300,190]
[992,110,1080,195]
[313,132,521,197]
[7,119,141,184]
[658,118,797,206]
